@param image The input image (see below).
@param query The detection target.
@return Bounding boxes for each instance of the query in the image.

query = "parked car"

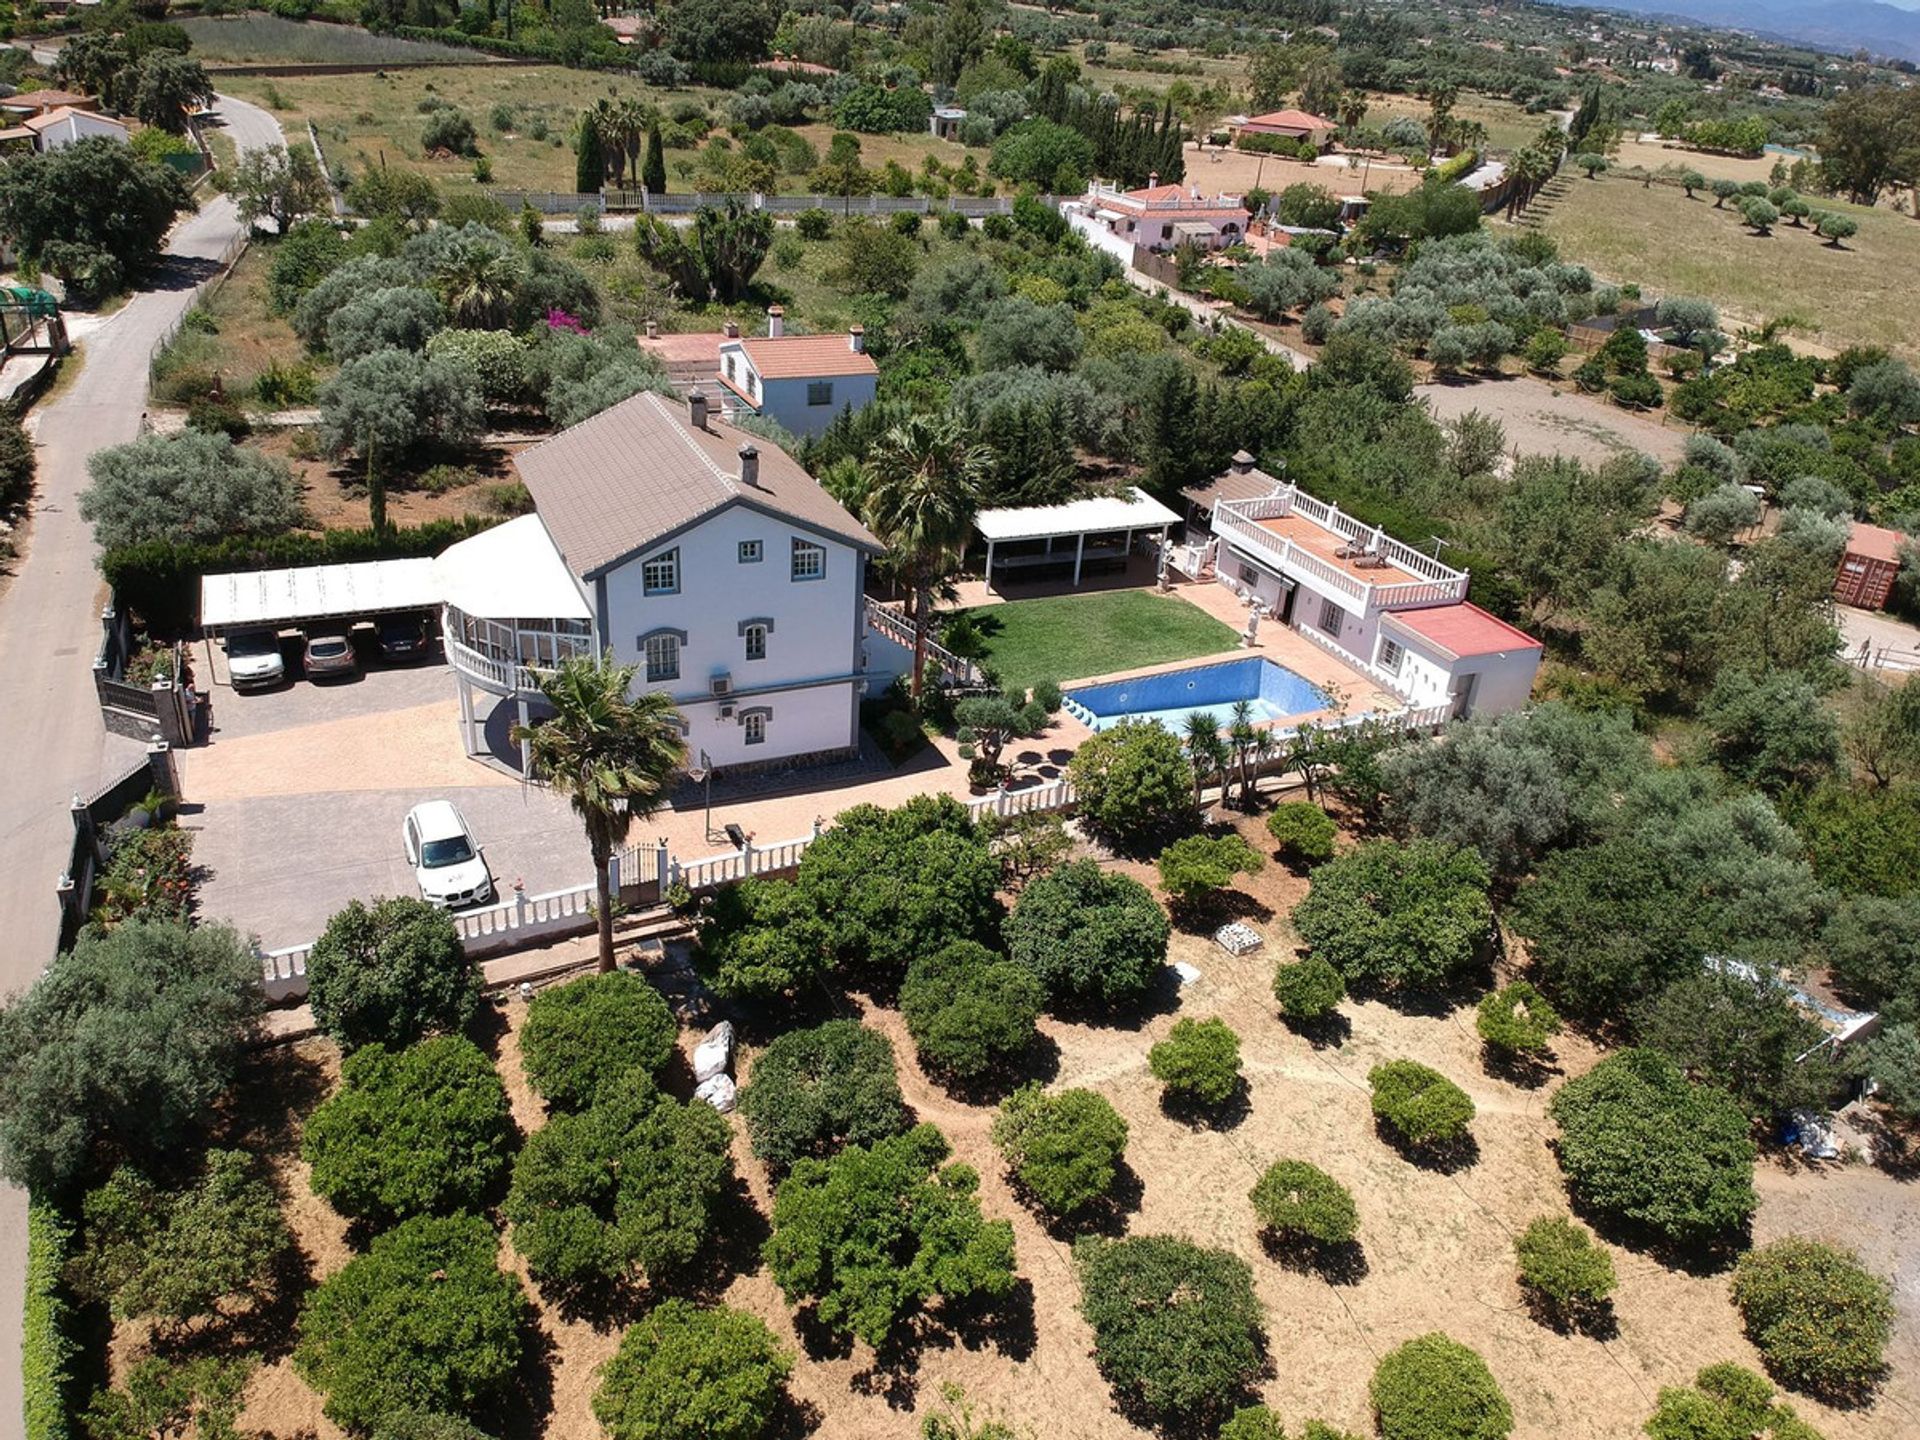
[403,800,495,908]
[377,611,435,663]
[225,629,286,690]
[303,631,359,681]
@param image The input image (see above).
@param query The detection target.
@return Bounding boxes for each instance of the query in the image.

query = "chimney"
[689,389,709,431]
[1230,449,1255,475]
[723,319,739,339]
[1148,171,1159,188]
[848,324,866,354]
[738,443,760,488]
[767,304,785,338]
[644,319,658,340]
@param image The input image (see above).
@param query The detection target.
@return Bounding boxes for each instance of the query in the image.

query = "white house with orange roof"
[21,105,129,151]
[1198,455,1541,719]
[1068,175,1250,255]
[1231,108,1338,151]
[716,307,878,438]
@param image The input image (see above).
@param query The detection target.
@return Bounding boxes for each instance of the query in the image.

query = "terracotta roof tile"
[513,390,879,579]
[738,334,878,380]
[1242,108,1336,130]
[1389,602,1542,658]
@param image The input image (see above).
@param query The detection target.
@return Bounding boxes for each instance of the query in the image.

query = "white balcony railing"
[1212,490,1469,615]
[445,634,555,696]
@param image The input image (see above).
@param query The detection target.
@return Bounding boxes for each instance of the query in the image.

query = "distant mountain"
[1547,0,1920,62]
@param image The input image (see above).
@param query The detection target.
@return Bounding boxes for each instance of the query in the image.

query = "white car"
[225,629,286,690]
[402,801,494,908]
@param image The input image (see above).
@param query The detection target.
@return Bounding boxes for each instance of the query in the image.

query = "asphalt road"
[0,93,283,1440]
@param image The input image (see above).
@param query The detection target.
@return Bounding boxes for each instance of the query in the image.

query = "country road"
[0,92,283,1440]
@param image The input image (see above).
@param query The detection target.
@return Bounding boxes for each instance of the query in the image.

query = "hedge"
[24,1203,79,1440]
[101,516,496,632]
[1432,150,1481,185]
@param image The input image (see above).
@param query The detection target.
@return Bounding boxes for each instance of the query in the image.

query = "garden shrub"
[1067,720,1195,849]
[1155,833,1262,910]
[72,1150,291,1324]
[421,107,478,156]
[1249,1160,1358,1247]
[1147,1017,1243,1107]
[295,1212,527,1434]
[1273,956,1346,1023]
[1513,1216,1615,1323]
[1371,1332,1514,1440]
[899,939,1045,1082]
[519,971,677,1109]
[1292,840,1492,994]
[1369,1060,1476,1150]
[736,1019,907,1172]
[1219,1407,1287,1440]
[81,1354,250,1440]
[1731,1239,1893,1397]
[593,1298,792,1440]
[302,1036,513,1224]
[1266,800,1337,865]
[23,1204,78,1440]
[765,1123,1017,1346]
[795,207,833,239]
[1644,1363,1825,1440]
[369,1413,492,1440]
[1076,1234,1264,1428]
[1549,1049,1757,1248]
[86,823,194,932]
[1475,981,1562,1058]
[991,1083,1129,1218]
[1005,860,1170,1009]
[307,895,478,1052]
[505,1071,732,1290]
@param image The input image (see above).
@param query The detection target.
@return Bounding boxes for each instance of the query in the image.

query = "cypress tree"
[575,119,606,195]
[642,122,666,195]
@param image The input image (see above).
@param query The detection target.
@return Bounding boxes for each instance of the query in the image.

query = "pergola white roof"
[200,558,438,633]
[975,487,1180,544]
[432,514,591,622]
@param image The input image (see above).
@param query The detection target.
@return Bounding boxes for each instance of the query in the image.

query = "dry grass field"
[1539,174,1920,357]
[1361,90,1548,152]
[1609,135,1779,185]
[169,809,1920,1440]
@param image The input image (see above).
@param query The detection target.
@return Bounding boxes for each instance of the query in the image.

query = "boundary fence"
[56,744,180,950]
[493,188,1031,217]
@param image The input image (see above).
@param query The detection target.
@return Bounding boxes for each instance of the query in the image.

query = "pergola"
[975,487,1182,592]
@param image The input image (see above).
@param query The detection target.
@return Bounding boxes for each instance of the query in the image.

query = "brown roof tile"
[513,389,879,578]
[737,334,879,380]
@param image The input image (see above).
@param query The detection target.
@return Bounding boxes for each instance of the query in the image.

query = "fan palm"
[1183,710,1229,809]
[862,413,990,704]
[433,234,524,329]
[512,654,687,972]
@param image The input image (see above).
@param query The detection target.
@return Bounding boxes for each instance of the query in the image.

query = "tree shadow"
[1562,1182,1748,1276]
[529,1269,646,1332]
[1281,1010,1351,1050]
[673,1171,774,1305]
[1374,1116,1480,1174]
[1168,888,1274,936]
[1851,1107,1920,1183]
[1259,1231,1369,1286]
[768,1393,825,1440]
[1029,1160,1144,1242]
[1159,1077,1252,1133]
[1481,1044,1561,1091]
[1520,1286,1619,1341]
[486,1313,558,1440]
[1055,965,1185,1033]
[928,1031,1062,1106]
[217,1044,334,1158]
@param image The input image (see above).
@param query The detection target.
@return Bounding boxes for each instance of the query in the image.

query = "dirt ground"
[1610,136,1780,186]
[239,429,527,532]
[1417,373,1693,468]
[1186,142,1425,199]
[192,807,1915,1440]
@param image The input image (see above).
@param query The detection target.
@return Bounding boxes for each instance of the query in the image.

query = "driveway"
[0,93,283,1432]
[1417,373,1692,467]
[182,662,591,950]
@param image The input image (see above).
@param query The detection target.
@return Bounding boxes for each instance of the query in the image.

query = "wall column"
[516,695,531,775]
[1073,531,1086,586]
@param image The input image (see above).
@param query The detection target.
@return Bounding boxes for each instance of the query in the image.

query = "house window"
[744,623,767,661]
[644,633,680,683]
[791,539,825,581]
[641,548,679,596]
[744,712,767,746]
[1377,637,1403,675]
[738,539,762,564]
[1238,562,1260,585]
[807,380,834,407]
[725,354,736,382]
[1161,223,1173,240]
[1318,597,1344,635]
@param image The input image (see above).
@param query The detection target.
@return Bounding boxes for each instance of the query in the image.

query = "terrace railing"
[1212,494,1469,614]
[445,634,553,696]
[864,599,981,686]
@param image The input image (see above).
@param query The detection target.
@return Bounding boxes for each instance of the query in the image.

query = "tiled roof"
[22,105,124,133]
[637,330,725,384]
[513,390,879,579]
[1241,108,1335,130]
[1181,465,1282,509]
[738,334,878,380]
[1846,521,1907,565]
[0,89,93,113]
[1390,602,1542,658]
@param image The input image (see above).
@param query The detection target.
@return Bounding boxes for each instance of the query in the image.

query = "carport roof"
[200,558,439,633]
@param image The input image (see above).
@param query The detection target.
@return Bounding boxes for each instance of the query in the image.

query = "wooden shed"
[1833,521,1907,610]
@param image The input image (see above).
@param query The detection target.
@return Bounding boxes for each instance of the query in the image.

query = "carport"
[976,487,1181,592]
[199,558,442,678]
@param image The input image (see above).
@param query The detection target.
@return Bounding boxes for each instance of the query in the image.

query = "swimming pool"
[1064,656,1333,733]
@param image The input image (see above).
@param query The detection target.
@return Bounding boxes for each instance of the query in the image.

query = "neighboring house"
[637,322,730,391]
[434,389,881,773]
[1231,108,1338,150]
[1198,455,1542,718]
[1834,521,1908,611]
[930,105,967,140]
[601,15,648,44]
[0,89,97,123]
[21,106,129,151]
[716,308,878,438]
[1067,176,1250,253]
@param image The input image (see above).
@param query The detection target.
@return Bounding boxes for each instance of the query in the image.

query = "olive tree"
[899,940,1045,1083]
[593,1299,792,1440]
[991,1083,1129,1218]
[1250,1160,1358,1248]
[1513,1216,1615,1327]
[307,896,478,1053]
[1147,1018,1243,1108]
[318,348,483,531]
[81,431,301,552]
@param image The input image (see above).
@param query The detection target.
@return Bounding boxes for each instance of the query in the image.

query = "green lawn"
[955,591,1239,694]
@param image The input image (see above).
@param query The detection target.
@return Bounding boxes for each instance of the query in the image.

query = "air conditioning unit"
[717,703,735,720]
[710,673,733,697]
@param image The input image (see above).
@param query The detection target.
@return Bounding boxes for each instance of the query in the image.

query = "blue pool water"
[1065,657,1333,733]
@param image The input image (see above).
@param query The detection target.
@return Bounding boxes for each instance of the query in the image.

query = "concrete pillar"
[516,695,531,776]
[984,538,996,593]
[1073,531,1086,586]
[145,740,179,799]
[457,675,477,757]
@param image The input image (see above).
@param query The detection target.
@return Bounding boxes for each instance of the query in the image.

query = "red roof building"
[1834,521,1909,611]
[1232,108,1338,149]
[1386,602,1544,660]
[1069,175,1250,253]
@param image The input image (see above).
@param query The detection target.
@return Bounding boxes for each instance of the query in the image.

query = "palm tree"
[1183,710,1229,809]
[512,654,687,973]
[862,413,990,705]
[433,234,523,329]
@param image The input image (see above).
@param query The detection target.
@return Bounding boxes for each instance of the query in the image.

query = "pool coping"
[1061,648,1362,736]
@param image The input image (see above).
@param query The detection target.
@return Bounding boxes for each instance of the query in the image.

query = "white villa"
[1066,176,1251,256]
[1182,455,1542,718]
[717,309,878,438]
[433,389,882,773]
